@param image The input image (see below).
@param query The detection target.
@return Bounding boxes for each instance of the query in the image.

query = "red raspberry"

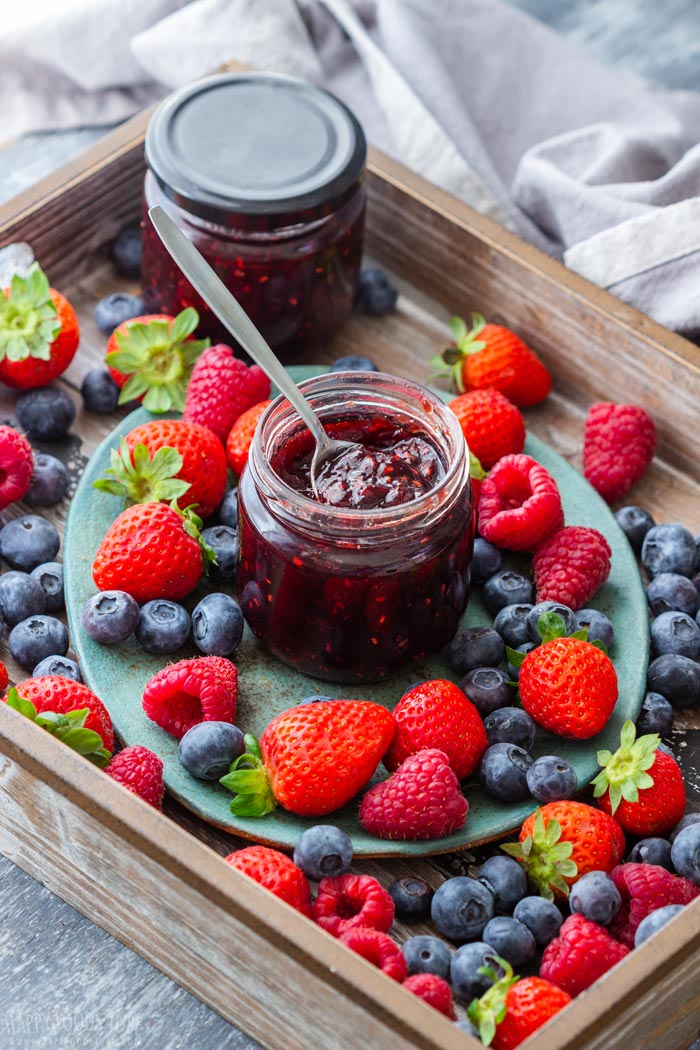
[183,344,271,442]
[13,675,114,751]
[403,973,456,1018]
[609,863,699,948]
[533,526,612,610]
[226,400,272,477]
[583,402,656,503]
[339,927,408,982]
[385,680,487,779]
[449,389,525,470]
[0,425,33,510]
[478,454,564,551]
[225,845,311,917]
[105,745,164,809]
[0,661,8,693]
[312,874,394,937]
[142,655,237,739]
[359,749,468,841]
[540,914,628,996]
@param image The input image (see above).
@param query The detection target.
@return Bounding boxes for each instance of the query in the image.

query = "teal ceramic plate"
[65,366,649,856]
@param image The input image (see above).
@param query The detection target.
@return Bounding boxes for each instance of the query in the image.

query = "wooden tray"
[1,100,700,1050]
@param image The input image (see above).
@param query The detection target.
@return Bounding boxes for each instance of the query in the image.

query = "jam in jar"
[237,373,474,683]
[141,73,366,355]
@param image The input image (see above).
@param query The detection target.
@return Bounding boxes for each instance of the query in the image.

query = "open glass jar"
[237,373,474,683]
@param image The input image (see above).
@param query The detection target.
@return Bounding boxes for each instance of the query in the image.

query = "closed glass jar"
[141,73,367,355]
[237,373,475,683]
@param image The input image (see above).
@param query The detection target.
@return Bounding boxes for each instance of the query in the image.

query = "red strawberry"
[92,502,214,603]
[9,675,114,752]
[105,308,209,412]
[583,402,656,503]
[183,343,271,442]
[610,862,699,948]
[5,685,112,767]
[384,680,487,779]
[403,974,456,1019]
[540,914,628,997]
[478,454,564,551]
[0,661,7,692]
[338,927,408,982]
[312,874,394,936]
[359,749,468,841]
[0,264,79,389]
[469,959,570,1050]
[142,655,237,739]
[225,845,311,916]
[532,525,612,610]
[0,425,33,509]
[449,389,525,470]
[219,699,395,817]
[105,745,164,808]
[226,399,272,476]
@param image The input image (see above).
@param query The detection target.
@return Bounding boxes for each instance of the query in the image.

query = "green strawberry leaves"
[6,688,111,767]
[93,437,191,506]
[219,734,277,817]
[501,809,577,900]
[590,719,659,813]
[467,956,516,1046]
[0,262,61,363]
[178,504,216,571]
[429,313,489,392]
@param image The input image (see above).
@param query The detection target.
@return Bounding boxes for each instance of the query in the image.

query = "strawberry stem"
[93,437,191,506]
[5,688,112,767]
[0,263,61,363]
[590,719,659,813]
[467,956,516,1046]
[501,809,577,900]
[219,733,277,817]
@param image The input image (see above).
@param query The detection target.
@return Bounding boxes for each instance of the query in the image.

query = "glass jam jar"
[141,73,367,356]
[237,373,474,683]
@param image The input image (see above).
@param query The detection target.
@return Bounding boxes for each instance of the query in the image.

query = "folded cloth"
[3,0,700,335]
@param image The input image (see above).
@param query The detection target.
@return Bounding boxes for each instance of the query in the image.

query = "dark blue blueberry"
[483,571,534,615]
[642,523,697,579]
[431,877,494,942]
[178,721,245,780]
[449,626,505,675]
[507,641,537,682]
[459,666,513,716]
[569,870,621,926]
[81,590,140,644]
[493,603,533,647]
[136,600,191,654]
[32,655,82,682]
[635,904,685,947]
[329,354,380,372]
[218,487,239,528]
[111,227,142,278]
[477,856,528,913]
[354,267,398,316]
[24,454,69,507]
[0,570,45,626]
[479,743,532,802]
[636,692,674,737]
[16,386,75,442]
[450,942,503,1001]
[191,592,244,656]
[293,825,353,881]
[513,896,563,947]
[627,838,673,870]
[574,608,615,648]
[647,573,699,617]
[0,515,60,571]
[9,615,69,670]
[670,813,700,843]
[80,368,120,413]
[299,694,334,704]
[387,878,434,923]
[471,538,502,584]
[647,654,700,708]
[614,506,655,554]
[483,707,536,751]
[671,824,700,882]
[402,935,452,980]
[201,525,239,583]
[30,562,64,613]
[94,292,144,335]
[526,601,577,643]
[481,916,535,968]
[650,611,700,660]
[526,755,578,803]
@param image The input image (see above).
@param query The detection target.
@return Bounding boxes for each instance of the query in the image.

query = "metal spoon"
[148,205,359,497]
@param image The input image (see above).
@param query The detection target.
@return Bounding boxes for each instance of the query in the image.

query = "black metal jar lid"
[145,72,367,225]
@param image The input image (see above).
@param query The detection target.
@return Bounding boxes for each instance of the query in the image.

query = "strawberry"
[225,845,312,916]
[540,914,628,997]
[403,974,456,1019]
[532,525,612,610]
[226,399,272,476]
[105,745,164,808]
[591,720,686,836]
[359,748,468,841]
[502,803,626,900]
[0,661,7,693]
[92,502,214,603]
[9,675,114,752]
[478,454,564,551]
[610,863,699,948]
[94,419,228,518]
[468,958,570,1049]
[183,343,271,442]
[312,874,395,936]
[0,264,79,389]
[384,680,487,779]
[583,402,656,504]
[219,700,395,817]
[432,314,552,407]
[449,389,525,470]
[5,686,112,767]
[105,308,209,412]
[0,425,33,509]
[142,655,237,739]
[338,927,408,982]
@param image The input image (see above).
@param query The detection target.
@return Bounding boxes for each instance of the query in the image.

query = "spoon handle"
[148,205,327,444]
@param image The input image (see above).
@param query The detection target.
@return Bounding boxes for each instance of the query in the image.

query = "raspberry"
[339,927,408,982]
[14,675,114,751]
[403,973,456,1018]
[609,862,699,948]
[226,400,272,477]
[583,402,656,504]
[449,389,525,470]
[0,425,34,510]
[533,526,612,610]
[0,661,7,693]
[540,914,629,996]
[105,745,164,808]
[225,845,311,916]
[142,655,237,739]
[183,344,271,442]
[478,454,564,551]
[359,749,468,841]
[312,874,395,936]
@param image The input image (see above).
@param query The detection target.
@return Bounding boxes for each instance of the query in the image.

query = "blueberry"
[614,506,656,554]
[112,228,142,277]
[201,526,239,583]
[481,916,535,968]
[354,267,398,316]
[449,626,505,675]
[80,368,120,413]
[431,877,494,942]
[94,292,144,335]
[9,615,69,670]
[650,611,700,660]
[569,870,621,925]
[388,877,434,923]
[299,694,334,704]
[81,590,140,644]
[33,654,82,682]
[450,942,503,1001]
[627,838,673,870]
[635,904,685,947]
[218,487,239,528]
[24,454,69,507]
[647,654,700,707]
[479,743,532,802]
[526,601,577,643]
[191,593,244,656]
[0,515,60,571]
[459,666,513,716]
[671,824,700,882]
[329,354,380,372]
[647,573,699,617]
[178,720,245,780]
[507,641,537,682]
[16,387,75,442]
[574,608,615,648]
[513,896,563,947]
[642,523,697,579]
[293,825,353,881]
[483,571,534,615]
[471,538,502,584]
[483,707,536,751]
[136,600,191,654]
[636,691,674,737]
[0,570,45,626]
[527,755,578,803]
[477,856,528,913]
[401,935,452,980]
[670,813,700,843]
[493,603,533,647]
[30,562,64,613]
